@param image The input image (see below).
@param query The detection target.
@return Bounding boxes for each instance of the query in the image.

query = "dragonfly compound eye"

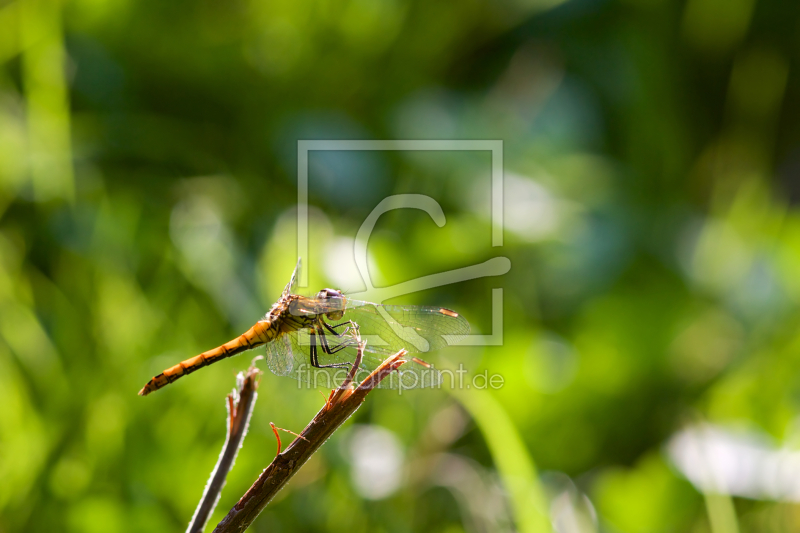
[316,288,343,299]
[314,288,346,320]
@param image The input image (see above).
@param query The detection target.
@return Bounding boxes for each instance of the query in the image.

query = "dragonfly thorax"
[315,288,346,320]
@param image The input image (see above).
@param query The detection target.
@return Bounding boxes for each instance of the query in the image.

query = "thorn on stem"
[318,390,332,410]
[269,423,282,457]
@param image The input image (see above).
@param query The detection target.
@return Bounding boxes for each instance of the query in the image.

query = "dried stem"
[213,343,407,533]
[187,364,262,533]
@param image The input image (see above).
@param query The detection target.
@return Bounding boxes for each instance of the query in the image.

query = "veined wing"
[283,258,301,297]
[265,329,441,390]
[312,297,470,355]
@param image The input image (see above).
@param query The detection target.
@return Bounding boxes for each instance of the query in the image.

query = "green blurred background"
[2,0,800,531]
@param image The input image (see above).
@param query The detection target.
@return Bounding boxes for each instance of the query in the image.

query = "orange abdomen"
[138,320,276,396]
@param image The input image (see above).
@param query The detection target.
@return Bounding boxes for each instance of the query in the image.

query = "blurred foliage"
[2,0,800,531]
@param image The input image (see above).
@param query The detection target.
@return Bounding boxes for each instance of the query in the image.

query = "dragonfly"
[139,259,470,395]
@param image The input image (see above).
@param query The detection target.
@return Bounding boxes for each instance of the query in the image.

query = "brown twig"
[186,363,262,533]
[213,343,407,533]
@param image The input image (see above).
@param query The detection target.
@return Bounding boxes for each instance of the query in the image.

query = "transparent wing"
[315,297,470,355]
[282,258,301,298]
[264,329,441,390]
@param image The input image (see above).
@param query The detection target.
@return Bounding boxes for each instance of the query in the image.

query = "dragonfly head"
[315,288,346,320]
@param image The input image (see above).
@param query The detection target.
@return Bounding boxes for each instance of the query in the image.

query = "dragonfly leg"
[318,319,362,357]
[317,326,355,358]
[323,319,359,339]
[309,329,351,369]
